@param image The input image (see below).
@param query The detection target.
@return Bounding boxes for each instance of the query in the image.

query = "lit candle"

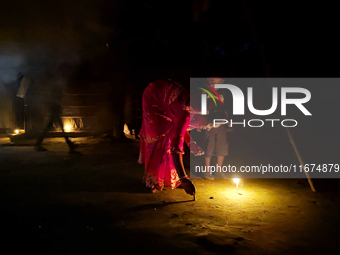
[233,178,240,193]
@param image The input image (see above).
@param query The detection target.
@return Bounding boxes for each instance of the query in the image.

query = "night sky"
[1,0,338,90]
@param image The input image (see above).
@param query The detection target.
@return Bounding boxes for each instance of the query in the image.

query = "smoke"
[0,0,112,94]
[0,55,24,91]
[0,43,79,99]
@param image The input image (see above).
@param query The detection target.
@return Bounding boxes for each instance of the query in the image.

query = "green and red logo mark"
[197,82,223,107]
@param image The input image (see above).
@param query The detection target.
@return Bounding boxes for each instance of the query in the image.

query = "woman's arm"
[169,101,196,196]
[184,130,204,156]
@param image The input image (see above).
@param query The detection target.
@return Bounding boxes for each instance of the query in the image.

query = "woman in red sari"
[138,79,210,195]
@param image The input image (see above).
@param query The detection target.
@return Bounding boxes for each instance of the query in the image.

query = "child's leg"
[216,126,229,177]
[217,156,225,168]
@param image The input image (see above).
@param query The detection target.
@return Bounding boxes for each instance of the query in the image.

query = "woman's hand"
[204,123,213,131]
[180,178,196,196]
[190,141,204,156]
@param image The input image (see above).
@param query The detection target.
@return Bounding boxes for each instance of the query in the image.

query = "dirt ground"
[1,135,340,254]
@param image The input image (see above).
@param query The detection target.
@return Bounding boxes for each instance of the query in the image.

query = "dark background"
[1,1,338,87]
[1,0,339,165]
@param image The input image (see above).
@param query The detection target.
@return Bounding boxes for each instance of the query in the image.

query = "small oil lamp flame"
[233,178,240,193]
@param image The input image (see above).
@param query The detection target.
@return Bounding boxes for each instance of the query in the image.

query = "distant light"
[15,129,19,134]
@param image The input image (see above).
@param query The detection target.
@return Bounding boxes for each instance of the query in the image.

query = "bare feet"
[150,184,161,193]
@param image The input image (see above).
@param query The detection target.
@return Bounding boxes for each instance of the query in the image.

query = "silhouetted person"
[34,86,79,153]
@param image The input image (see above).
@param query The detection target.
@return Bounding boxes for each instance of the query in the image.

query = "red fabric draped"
[138,79,191,191]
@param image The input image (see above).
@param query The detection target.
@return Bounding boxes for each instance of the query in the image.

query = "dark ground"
[1,135,340,254]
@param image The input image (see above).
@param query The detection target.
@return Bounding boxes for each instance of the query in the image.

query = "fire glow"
[62,118,76,132]
[13,129,25,135]
[64,124,73,132]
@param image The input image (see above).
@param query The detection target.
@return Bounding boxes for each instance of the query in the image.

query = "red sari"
[138,79,191,191]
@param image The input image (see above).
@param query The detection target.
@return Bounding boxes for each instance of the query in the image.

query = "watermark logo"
[193,79,312,128]
[200,84,311,116]
[197,82,223,108]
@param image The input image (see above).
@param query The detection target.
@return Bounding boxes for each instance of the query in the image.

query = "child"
[203,77,232,179]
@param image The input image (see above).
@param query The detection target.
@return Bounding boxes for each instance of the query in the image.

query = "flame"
[13,129,25,135]
[234,178,240,194]
[64,124,73,132]
[124,124,131,135]
[62,118,83,132]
